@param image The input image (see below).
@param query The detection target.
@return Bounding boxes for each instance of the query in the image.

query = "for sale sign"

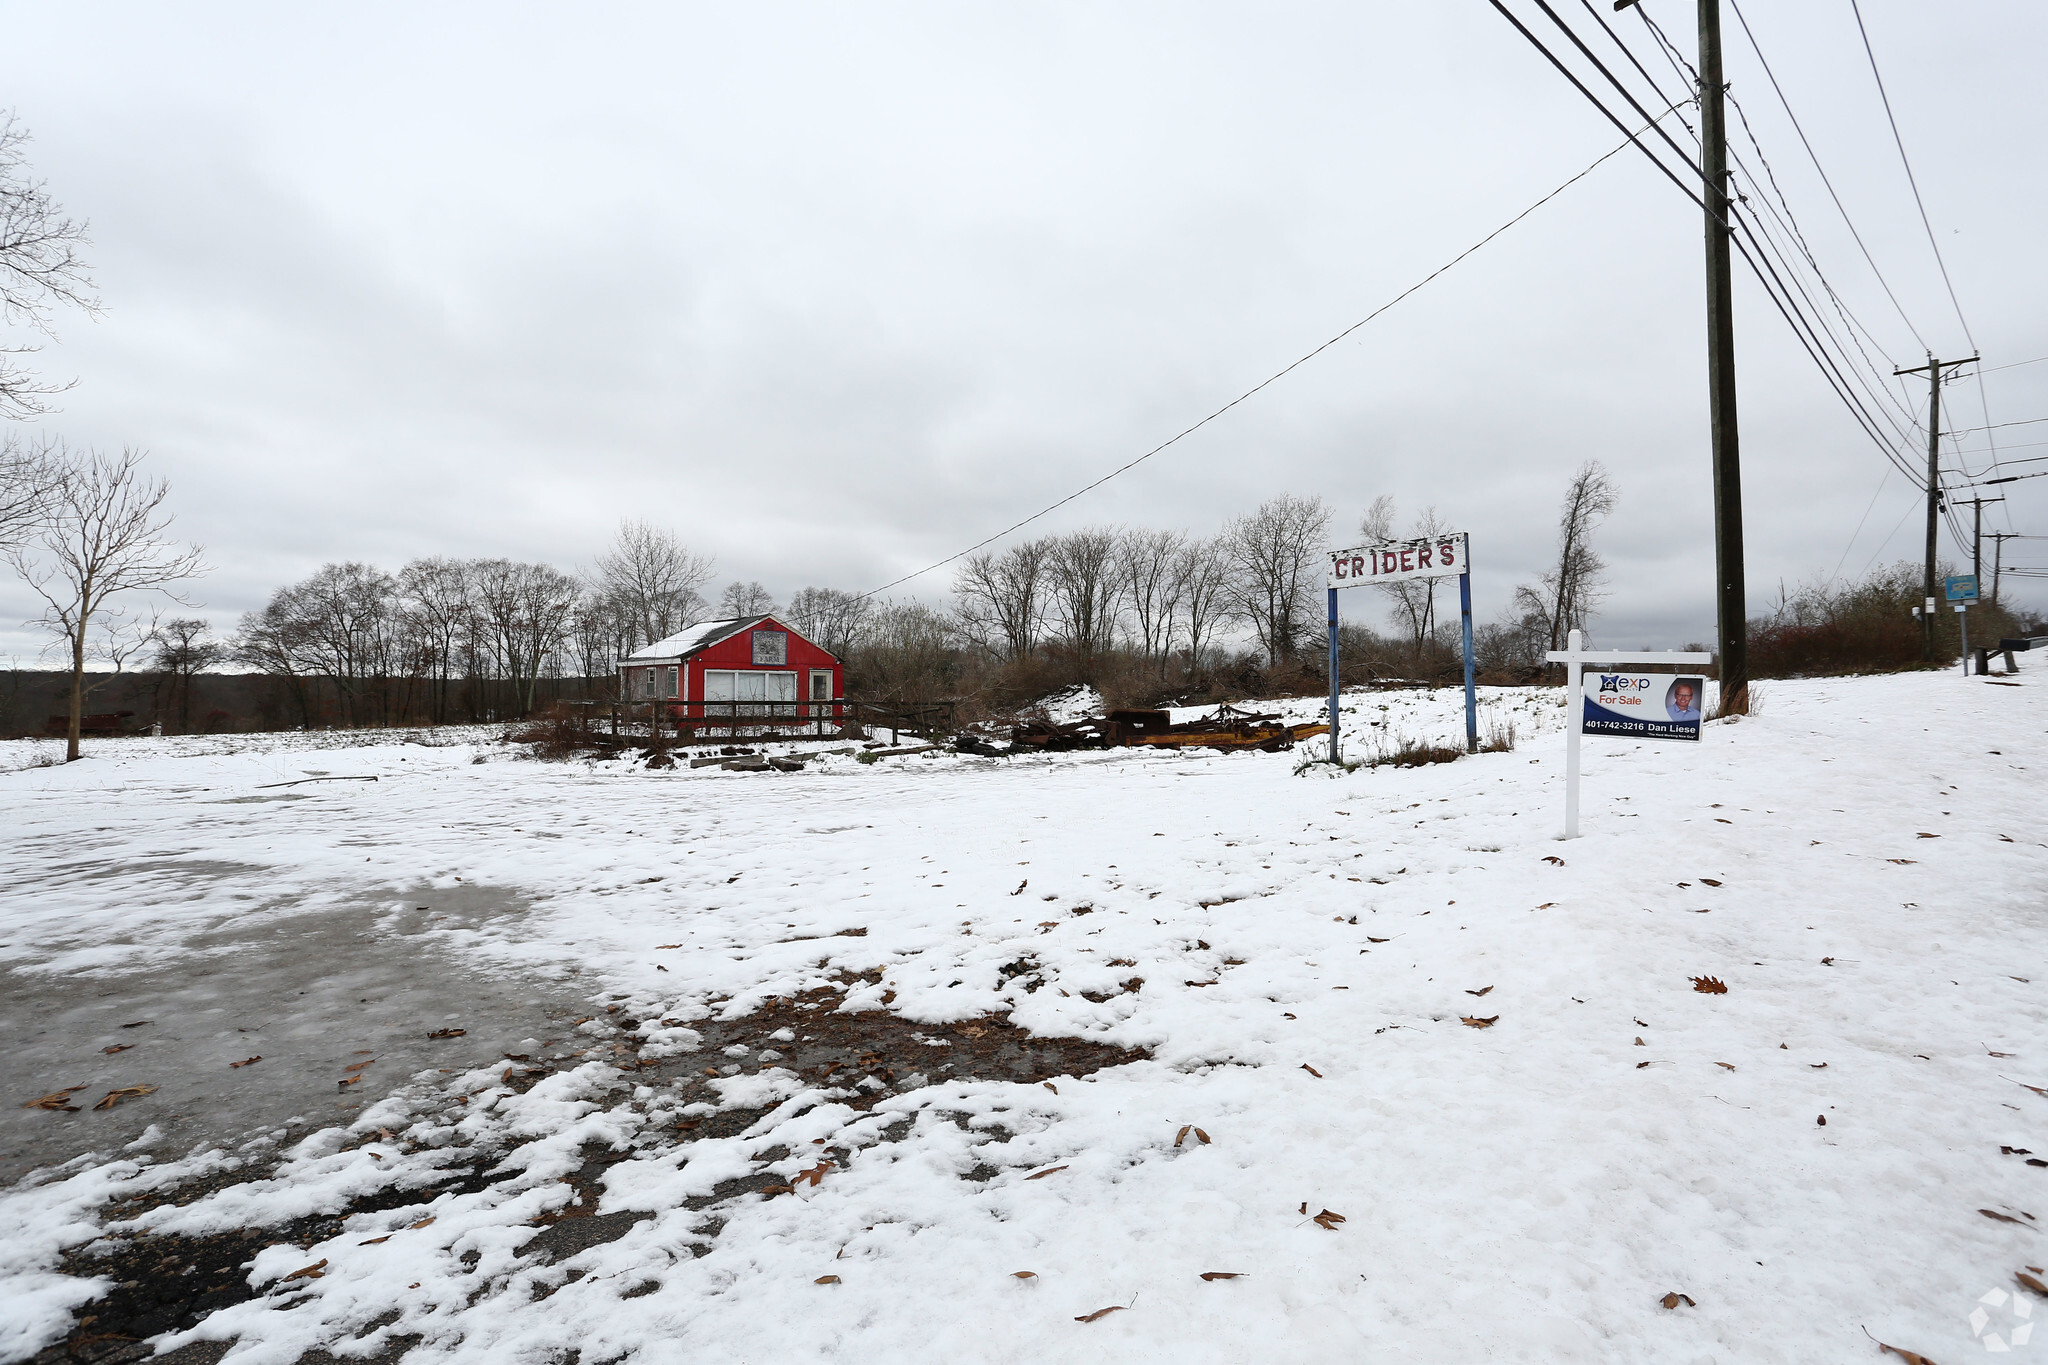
[1582,672,1704,742]
[1328,533,1468,588]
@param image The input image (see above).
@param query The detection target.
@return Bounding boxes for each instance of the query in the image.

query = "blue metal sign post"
[1325,533,1478,763]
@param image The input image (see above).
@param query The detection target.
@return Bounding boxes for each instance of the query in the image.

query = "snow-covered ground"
[2,674,2044,1363]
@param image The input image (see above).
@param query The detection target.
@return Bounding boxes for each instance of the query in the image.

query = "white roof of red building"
[622,615,772,664]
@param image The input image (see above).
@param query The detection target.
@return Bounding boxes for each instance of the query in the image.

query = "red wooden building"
[619,614,842,731]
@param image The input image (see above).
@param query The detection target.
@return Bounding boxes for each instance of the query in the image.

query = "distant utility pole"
[1895,354,1979,659]
[1986,530,2021,606]
[1618,0,1746,711]
[1953,495,2004,595]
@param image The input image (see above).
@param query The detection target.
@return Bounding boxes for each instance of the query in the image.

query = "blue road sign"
[1945,574,1979,602]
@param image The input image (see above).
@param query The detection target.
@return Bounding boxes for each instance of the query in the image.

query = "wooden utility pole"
[1987,530,2020,605]
[1697,0,1747,713]
[1895,354,1977,658]
[1953,495,2004,593]
[1609,0,1747,709]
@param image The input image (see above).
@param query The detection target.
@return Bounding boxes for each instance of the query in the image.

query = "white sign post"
[1543,630,1714,839]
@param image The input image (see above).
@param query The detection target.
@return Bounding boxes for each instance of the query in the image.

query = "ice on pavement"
[0,674,2042,1363]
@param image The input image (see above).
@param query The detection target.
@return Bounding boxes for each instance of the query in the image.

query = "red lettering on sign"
[1352,556,1364,578]
[1332,557,1346,580]
[1439,540,1457,569]
[1399,549,1415,572]
[1418,544,1434,568]
[1380,550,1397,575]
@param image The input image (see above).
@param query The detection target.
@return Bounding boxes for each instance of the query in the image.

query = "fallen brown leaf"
[1872,1341,1939,1364]
[1660,1291,1696,1308]
[1542,856,1564,866]
[1012,1271,1036,1280]
[1075,1306,1126,1323]
[794,1161,832,1188]
[23,1086,87,1112]
[359,1235,390,1245]
[1025,1165,1068,1180]
[1981,1209,2027,1225]
[1715,1062,1736,1071]
[1691,977,1728,994]
[761,1184,794,1196]
[1175,1125,1192,1147]
[1465,986,1494,998]
[654,944,684,950]
[1194,1128,1211,1144]
[343,1059,376,1073]
[815,1274,840,1285]
[102,1044,134,1055]
[1637,1061,1653,1069]
[1300,1064,1322,1078]
[1635,1037,1646,1046]
[408,1217,435,1229]
[93,1085,156,1111]
[338,1076,360,1090]
[1043,1082,1058,1094]
[2016,1270,2048,1297]
[1460,1016,1499,1028]
[1916,832,1940,839]
[1367,936,1390,943]
[1887,858,1917,865]
[1200,1272,1245,1281]
[1312,1208,1347,1230]
[426,1028,465,1040]
[230,1057,261,1068]
[280,1259,327,1283]
[1699,878,1722,887]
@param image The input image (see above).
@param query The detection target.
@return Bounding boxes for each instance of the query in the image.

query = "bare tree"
[0,113,101,421]
[1359,497,1448,669]
[1520,461,1617,652]
[1044,528,1122,662]
[1226,493,1331,666]
[1173,535,1235,668]
[717,580,776,618]
[148,617,223,733]
[473,558,582,715]
[786,586,874,660]
[398,556,477,724]
[592,519,715,649]
[1117,527,1186,664]
[953,538,1048,661]
[1,433,58,548]
[8,447,205,759]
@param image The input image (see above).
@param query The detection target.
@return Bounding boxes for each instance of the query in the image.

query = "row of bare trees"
[951,494,1333,670]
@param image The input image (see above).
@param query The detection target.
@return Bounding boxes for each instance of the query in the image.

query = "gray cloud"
[3,0,2043,663]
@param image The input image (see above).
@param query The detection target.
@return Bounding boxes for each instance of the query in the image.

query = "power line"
[854,105,1683,600]
[1847,0,1976,354]
[1724,0,1931,353]
[1953,416,2048,435]
[1982,355,2048,375]
[1499,1,1926,485]
[1847,0,2007,504]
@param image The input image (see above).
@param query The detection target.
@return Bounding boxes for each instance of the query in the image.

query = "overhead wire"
[1498,0,1926,485]
[852,101,1686,600]
[1625,3,1923,443]
[1848,0,2008,519]
[1724,0,1931,353]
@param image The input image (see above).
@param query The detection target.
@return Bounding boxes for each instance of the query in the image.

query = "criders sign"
[1328,533,1468,588]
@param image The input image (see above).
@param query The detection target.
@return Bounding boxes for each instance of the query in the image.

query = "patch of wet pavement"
[27,971,1150,1364]
[2,886,577,1186]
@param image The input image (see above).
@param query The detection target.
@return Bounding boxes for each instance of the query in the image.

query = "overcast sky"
[3,0,2044,664]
